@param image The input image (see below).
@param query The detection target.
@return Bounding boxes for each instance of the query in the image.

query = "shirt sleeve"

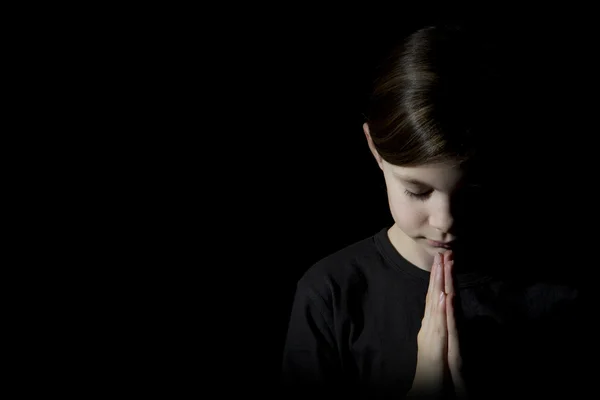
[280,280,347,398]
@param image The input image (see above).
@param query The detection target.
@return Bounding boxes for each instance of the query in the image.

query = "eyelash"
[404,189,432,201]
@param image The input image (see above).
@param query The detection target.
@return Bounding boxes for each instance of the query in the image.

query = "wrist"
[409,368,445,396]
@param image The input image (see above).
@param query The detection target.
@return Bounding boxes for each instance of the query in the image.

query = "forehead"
[388,162,465,187]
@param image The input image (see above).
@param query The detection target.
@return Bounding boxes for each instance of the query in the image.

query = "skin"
[363,123,467,272]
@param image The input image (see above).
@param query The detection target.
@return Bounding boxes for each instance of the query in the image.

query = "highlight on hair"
[365,23,503,168]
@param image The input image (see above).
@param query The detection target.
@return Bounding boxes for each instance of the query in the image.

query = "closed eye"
[404,189,432,200]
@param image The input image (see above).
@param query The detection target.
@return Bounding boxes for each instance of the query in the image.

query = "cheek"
[388,195,427,231]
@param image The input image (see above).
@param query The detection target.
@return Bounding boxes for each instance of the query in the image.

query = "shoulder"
[295,230,385,304]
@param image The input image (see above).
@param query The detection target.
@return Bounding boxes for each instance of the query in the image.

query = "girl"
[280,22,583,399]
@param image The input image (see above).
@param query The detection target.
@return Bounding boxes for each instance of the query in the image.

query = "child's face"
[363,123,478,260]
[381,160,467,255]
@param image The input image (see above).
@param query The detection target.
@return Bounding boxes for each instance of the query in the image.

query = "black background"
[108,2,597,395]
[14,2,599,396]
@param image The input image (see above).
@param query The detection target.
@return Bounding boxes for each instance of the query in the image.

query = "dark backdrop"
[136,3,596,395]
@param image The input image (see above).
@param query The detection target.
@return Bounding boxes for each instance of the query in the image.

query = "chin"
[422,246,442,256]
[412,238,433,253]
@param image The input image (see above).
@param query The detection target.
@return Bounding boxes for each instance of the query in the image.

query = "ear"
[363,123,384,171]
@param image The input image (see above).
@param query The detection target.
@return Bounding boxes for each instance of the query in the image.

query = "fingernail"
[439,291,446,303]
[434,253,440,265]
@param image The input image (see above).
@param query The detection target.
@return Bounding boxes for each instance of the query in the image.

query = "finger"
[438,285,448,338]
[445,257,454,295]
[445,260,458,333]
[443,250,453,292]
[435,254,446,323]
[443,249,453,263]
[424,253,440,318]
[436,251,445,298]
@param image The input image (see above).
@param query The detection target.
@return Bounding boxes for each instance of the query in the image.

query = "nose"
[429,198,454,233]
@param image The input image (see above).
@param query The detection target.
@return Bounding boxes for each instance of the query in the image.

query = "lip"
[426,239,454,248]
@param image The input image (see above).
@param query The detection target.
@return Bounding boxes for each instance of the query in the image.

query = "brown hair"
[365,23,502,169]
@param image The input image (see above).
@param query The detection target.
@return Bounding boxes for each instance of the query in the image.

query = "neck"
[387,224,434,272]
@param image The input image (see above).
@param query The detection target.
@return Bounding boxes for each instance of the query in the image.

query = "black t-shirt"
[281,226,583,399]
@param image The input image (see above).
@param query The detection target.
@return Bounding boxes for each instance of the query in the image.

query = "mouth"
[425,239,455,249]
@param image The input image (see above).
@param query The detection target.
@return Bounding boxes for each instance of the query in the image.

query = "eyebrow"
[392,174,432,187]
